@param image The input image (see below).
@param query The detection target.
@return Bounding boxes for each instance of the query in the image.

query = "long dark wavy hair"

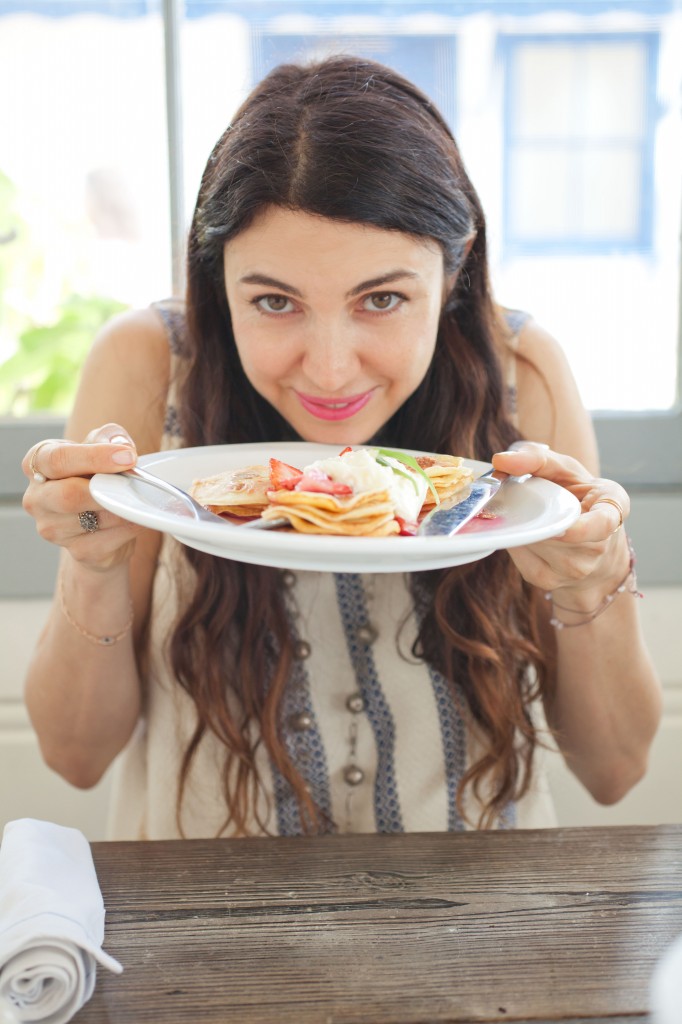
[168,56,549,835]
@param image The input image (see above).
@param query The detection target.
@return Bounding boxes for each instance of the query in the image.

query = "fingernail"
[112,449,135,465]
[109,435,130,446]
[511,441,549,451]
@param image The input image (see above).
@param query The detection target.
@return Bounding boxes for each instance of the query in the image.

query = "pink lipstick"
[295,390,374,422]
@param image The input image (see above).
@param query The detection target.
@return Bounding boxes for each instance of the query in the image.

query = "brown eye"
[363,292,402,312]
[256,294,293,313]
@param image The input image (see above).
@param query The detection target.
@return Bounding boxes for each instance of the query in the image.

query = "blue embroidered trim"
[334,573,404,833]
[498,801,517,830]
[425,664,468,832]
[268,615,334,837]
[152,299,189,356]
[503,308,529,421]
[153,300,188,440]
[412,578,517,831]
[163,404,183,439]
[507,383,518,419]
[503,307,531,335]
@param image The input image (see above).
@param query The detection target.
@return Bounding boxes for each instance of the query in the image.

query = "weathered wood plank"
[79,826,682,1023]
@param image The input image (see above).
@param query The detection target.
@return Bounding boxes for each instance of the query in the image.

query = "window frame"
[501,31,658,256]
[251,27,458,131]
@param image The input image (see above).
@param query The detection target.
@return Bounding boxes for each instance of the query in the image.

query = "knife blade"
[417,471,529,537]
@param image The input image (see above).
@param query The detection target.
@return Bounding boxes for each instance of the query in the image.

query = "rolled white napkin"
[0,818,122,1024]
[651,931,682,1024]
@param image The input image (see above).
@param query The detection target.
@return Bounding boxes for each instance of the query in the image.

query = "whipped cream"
[304,448,428,522]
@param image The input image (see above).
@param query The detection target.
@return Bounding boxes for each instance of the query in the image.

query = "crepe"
[416,454,474,509]
[190,464,270,517]
[262,487,400,536]
[190,446,473,535]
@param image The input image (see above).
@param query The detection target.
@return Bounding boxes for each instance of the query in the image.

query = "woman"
[21,57,661,839]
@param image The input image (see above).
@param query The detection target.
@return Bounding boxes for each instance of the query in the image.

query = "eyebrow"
[238,270,421,299]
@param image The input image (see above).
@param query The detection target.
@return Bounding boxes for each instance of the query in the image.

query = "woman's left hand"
[491,442,630,600]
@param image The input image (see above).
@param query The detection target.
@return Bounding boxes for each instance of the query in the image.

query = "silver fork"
[126,465,287,530]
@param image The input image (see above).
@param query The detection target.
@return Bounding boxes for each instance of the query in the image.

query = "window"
[0,0,171,417]
[494,32,679,412]
[504,35,656,253]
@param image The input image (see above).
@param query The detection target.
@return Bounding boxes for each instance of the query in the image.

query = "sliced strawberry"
[269,458,303,490]
[395,516,418,536]
[294,468,353,495]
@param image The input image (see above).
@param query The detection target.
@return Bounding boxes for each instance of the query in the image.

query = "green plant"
[0,293,127,415]
[0,168,128,415]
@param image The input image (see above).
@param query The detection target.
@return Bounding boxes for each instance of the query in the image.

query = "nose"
[300,321,362,393]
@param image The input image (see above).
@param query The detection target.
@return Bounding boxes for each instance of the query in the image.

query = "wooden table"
[82,825,682,1023]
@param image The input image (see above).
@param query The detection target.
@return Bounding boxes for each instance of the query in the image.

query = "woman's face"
[223,207,451,445]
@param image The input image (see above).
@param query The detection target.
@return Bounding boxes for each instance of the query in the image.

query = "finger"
[562,494,628,544]
[34,505,134,546]
[587,485,630,521]
[84,422,137,448]
[492,443,590,487]
[71,507,139,538]
[24,438,136,483]
[66,523,143,571]
[507,540,608,592]
[25,470,116,519]
[23,439,73,483]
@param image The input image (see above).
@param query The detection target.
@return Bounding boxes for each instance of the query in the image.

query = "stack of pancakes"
[260,488,400,536]
[416,454,474,509]
[190,450,475,536]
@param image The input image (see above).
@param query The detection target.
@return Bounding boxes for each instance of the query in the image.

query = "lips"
[295,390,375,422]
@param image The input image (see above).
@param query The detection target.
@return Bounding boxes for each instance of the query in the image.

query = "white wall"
[0,599,112,838]
[547,586,682,827]
[2,589,680,840]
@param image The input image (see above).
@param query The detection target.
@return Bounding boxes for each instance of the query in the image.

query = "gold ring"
[28,439,59,483]
[593,496,624,533]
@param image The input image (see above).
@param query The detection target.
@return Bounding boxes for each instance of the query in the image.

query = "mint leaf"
[375,448,440,505]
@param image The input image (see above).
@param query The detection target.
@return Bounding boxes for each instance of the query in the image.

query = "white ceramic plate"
[90,442,581,573]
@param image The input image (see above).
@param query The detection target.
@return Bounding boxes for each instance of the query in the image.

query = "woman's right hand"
[22,422,144,571]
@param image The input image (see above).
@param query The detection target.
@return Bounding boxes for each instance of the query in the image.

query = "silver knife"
[417,471,529,537]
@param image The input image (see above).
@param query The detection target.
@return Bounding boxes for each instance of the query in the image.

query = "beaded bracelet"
[544,535,642,630]
[58,573,134,646]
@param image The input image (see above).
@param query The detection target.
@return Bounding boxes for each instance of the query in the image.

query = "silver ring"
[78,511,100,534]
